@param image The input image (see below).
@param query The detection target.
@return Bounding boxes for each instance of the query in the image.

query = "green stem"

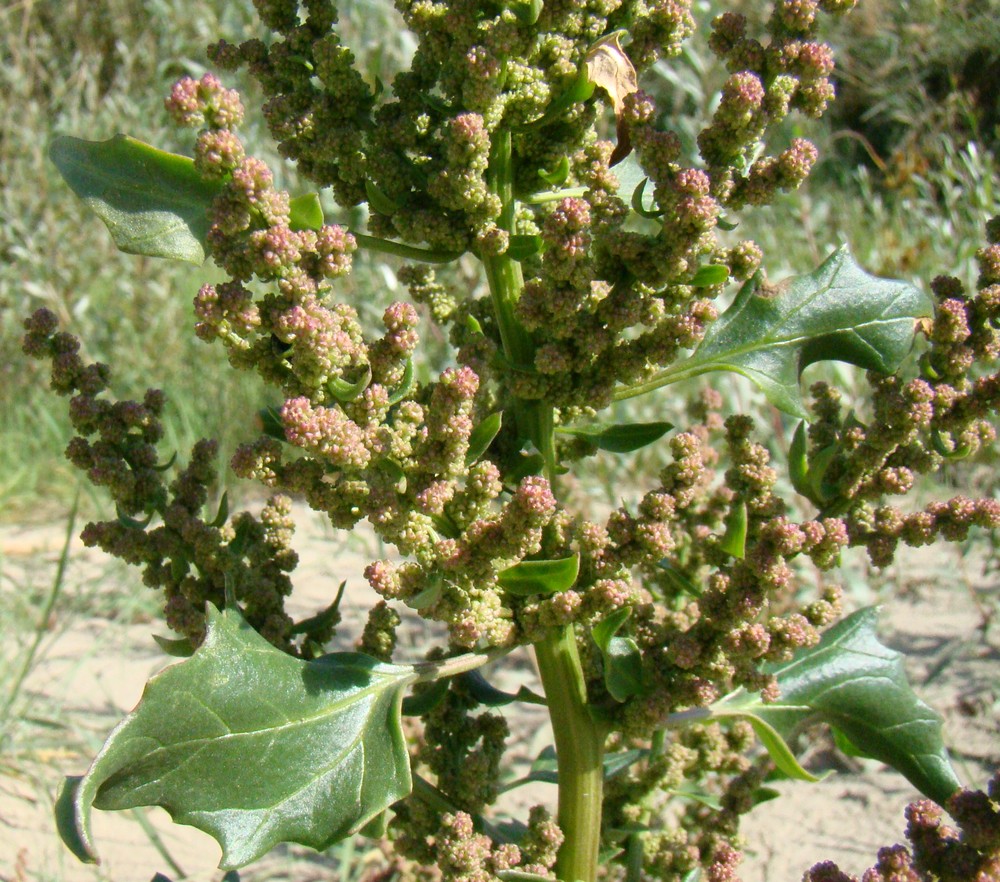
[482,126,605,882]
[624,730,667,882]
[482,129,533,371]
[411,647,509,682]
[351,232,463,264]
[1,490,78,723]
[535,627,605,882]
[522,186,588,205]
[612,363,714,402]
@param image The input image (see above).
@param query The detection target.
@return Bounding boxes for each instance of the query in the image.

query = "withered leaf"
[584,32,638,165]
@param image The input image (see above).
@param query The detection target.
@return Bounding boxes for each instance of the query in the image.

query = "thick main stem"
[483,128,605,882]
[535,626,605,882]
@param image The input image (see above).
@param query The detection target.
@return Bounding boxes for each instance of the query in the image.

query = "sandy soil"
[1,506,997,882]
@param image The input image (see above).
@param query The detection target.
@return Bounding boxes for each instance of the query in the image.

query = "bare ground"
[1,508,997,882]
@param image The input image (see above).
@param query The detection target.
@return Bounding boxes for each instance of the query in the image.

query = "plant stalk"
[483,127,605,882]
[535,626,606,882]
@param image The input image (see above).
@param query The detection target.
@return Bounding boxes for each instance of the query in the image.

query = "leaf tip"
[55,775,99,865]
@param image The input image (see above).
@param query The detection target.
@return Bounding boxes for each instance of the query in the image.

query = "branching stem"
[352,232,463,264]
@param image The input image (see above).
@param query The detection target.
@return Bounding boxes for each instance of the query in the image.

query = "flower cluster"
[798,225,1000,567]
[22,309,299,647]
[805,773,1000,881]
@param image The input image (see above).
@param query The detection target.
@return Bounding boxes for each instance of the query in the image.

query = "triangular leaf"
[719,607,961,805]
[663,248,933,418]
[49,134,224,264]
[57,605,416,869]
[558,421,672,453]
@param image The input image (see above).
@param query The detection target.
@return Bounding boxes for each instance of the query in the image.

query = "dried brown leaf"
[584,32,638,165]
[584,32,638,115]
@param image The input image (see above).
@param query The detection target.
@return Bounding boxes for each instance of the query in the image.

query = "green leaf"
[327,365,372,402]
[718,501,747,559]
[667,248,933,418]
[500,746,645,792]
[57,604,416,869]
[720,607,962,805]
[498,554,580,596]
[288,580,346,639]
[509,0,544,25]
[655,560,702,597]
[630,178,662,219]
[611,153,646,205]
[257,405,287,442]
[788,421,812,500]
[558,421,672,453]
[497,872,556,882]
[365,179,401,216]
[465,412,503,466]
[831,725,868,758]
[289,193,324,231]
[667,786,723,811]
[503,452,545,484]
[591,608,644,702]
[538,156,570,187]
[690,264,730,287]
[387,359,415,406]
[208,492,230,529]
[507,234,544,261]
[49,134,224,264]
[721,712,822,782]
[459,670,547,707]
[402,678,451,716]
[151,635,195,658]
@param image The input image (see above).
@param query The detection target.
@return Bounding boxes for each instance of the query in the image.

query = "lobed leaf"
[56,604,416,869]
[666,248,933,418]
[718,607,961,805]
